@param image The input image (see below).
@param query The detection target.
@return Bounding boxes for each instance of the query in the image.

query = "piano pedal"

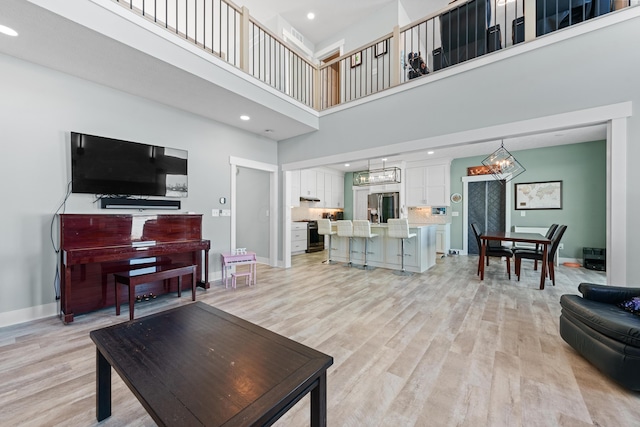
[136,295,142,303]
[150,293,157,299]
[143,294,150,301]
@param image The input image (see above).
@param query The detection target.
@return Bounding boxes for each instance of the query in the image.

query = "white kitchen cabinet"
[316,171,325,201]
[322,173,344,208]
[331,174,344,208]
[291,170,301,207]
[291,222,308,254]
[298,168,344,207]
[436,224,451,254]
[406,163,450,206]
[322,174,331,208]
[300,169,318,198]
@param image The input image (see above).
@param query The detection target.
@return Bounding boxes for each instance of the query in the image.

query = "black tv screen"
[70,132,188,197]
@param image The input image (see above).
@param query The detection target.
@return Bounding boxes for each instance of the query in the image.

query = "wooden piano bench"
[113,263,196,321]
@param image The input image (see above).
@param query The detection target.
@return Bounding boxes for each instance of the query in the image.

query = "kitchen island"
[329,224,437,273]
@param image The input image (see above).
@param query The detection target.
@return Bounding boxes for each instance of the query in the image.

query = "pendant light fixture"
[481,141,525,183]
[353,158,401,186]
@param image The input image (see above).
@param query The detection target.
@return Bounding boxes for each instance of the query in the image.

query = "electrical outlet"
[559,243,564,250]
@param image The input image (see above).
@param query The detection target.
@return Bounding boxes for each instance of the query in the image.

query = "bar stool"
[317,219,336,264]
[336,220,354,267]
[353,220,379,270]
[387,218,417,275]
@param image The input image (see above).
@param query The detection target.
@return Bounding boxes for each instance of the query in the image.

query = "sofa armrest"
[578,283,640,304]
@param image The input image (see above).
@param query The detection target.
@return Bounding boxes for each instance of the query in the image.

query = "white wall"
[316,2,401,54]
[0,52,277,323]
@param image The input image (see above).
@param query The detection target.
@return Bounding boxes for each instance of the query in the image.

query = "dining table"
[480,231,551,289]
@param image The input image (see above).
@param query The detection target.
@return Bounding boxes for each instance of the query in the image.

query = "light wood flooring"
[1,252,638,426]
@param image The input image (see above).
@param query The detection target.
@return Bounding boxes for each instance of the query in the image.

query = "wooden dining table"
[480,231,551,289]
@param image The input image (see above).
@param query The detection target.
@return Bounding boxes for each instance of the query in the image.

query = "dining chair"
[515,225,568,286]
[513,224,558,270]
[471,223,513,279]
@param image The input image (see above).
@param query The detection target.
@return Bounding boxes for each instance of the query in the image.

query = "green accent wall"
[344,172,354,220]
[449,140,606,260]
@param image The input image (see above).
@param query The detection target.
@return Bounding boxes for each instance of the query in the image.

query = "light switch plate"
[521,211,526,217]
[211,209,220,217]
[452,211,459,217]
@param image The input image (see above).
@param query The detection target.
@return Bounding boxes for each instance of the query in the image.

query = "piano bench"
[113,263,197,321]
[230,272,252,289]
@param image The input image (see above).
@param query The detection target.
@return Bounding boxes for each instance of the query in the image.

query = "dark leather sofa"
[560,283,640,390]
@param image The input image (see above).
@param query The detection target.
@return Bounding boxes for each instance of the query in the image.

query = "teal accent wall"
[449,140,606,260]
[344,172,354,220]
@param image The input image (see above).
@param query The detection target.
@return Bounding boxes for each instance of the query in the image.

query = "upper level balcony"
[110,0,637,113]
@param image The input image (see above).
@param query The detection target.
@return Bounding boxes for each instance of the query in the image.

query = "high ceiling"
[235,0,444,46]
[0,0,606,169]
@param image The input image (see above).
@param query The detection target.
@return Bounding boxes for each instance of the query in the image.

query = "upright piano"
[59,213,210,323]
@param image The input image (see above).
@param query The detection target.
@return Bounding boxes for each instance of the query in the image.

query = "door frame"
[461,174,512,255]
[230,156,278,267]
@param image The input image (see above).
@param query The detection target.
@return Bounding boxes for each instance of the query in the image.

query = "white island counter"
[329,224,437,273]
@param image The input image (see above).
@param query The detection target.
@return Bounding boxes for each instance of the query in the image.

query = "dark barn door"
[468,180,506,254]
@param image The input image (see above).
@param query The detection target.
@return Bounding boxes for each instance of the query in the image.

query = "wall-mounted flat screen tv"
[70,132,188,197]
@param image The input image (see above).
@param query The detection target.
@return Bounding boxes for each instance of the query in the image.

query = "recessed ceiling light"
[381,158,387,161]
[307,12,315,20]
[240,115,250,121]
[0,25,18,37]
[344,163,350,167]
[427,151,435,155]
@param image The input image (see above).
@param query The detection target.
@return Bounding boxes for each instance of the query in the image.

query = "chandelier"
[353,159,401,186]
[481,141,525,183]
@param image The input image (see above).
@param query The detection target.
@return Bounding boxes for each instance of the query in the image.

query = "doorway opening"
[230,156,278,268]
[321,51,341,108]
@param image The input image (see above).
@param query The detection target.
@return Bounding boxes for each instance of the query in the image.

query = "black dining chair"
[471,223,513,279]
[514,225,567,286]
[513,224,558,270]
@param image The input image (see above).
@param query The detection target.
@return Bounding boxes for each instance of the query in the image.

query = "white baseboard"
[0,302,59,328]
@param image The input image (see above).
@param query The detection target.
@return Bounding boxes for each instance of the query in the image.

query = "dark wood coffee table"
[90,302,333,426]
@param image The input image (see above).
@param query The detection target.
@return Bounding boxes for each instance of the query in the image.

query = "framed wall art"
[375,41,387,57]
[515,181,563,210]
[350,52,362,67]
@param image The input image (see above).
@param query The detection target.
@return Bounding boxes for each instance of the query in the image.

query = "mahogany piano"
[59,213,210,323]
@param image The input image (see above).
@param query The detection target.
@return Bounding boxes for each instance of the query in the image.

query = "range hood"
[299,196,320,202]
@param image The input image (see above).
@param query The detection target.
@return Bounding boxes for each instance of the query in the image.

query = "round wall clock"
[450,193,462,203]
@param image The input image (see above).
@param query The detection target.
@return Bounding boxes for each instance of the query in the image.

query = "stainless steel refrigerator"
[368,192,399,223]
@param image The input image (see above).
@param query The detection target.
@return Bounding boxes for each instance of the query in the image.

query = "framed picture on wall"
[375,41,387,57]
[350,52,362,67]
[515,181,563,210]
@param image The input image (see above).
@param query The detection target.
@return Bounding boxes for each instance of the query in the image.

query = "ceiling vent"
[290,26,304,43]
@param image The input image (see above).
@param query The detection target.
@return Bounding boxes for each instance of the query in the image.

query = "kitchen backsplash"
[407,207,451,224]
[292,207,343,221]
